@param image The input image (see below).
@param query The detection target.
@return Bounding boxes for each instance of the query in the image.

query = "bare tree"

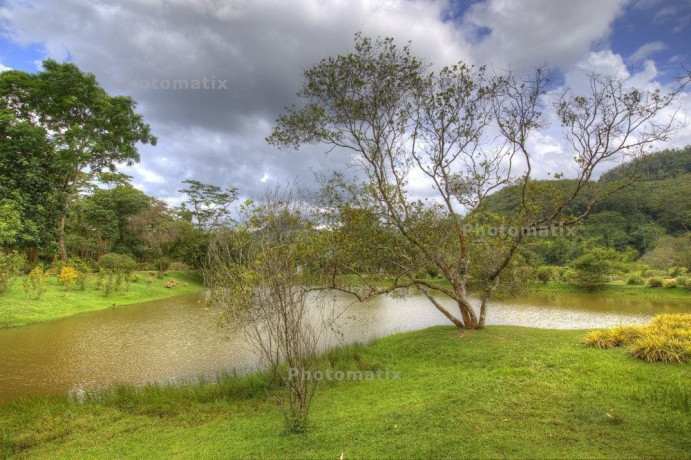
[204,187,340,433]
[268,34,689,329]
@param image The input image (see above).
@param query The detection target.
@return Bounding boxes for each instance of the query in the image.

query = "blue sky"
[0,0,689,201]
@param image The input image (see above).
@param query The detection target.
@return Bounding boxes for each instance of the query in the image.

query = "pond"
[0,290,688,402]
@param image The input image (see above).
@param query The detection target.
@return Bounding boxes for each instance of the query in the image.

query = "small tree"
[268,34,689,329]
[570,248,616,287]
[205,187,339,433]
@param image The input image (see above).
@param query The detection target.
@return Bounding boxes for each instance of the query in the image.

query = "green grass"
[535,280,691,298]
[0,271,205,329]
[1,326,689,458]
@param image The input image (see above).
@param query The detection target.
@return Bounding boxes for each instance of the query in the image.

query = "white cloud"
[462,0,629,71]
[0,0,688,199]
[628,41,667,63]
[0,61,11,72]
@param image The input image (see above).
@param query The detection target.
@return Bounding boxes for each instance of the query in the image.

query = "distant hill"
[481,146,690,261]
[599,146,691,183]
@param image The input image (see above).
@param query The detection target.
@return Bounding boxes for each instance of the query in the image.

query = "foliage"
[128,200,181,271]
[0,251,23,294]
[626,274,645,285]
[535,265,557,284]
[205,188,340,433]
[267,34,687,329]
[22,266,48,299]
[644,234,691,270]
[569,247,615,287]
[178,179,238,231]
[0,60,156,259]
[584,314,691,363]
[583,325,646,349]
[98,253,136,274]
[647,277,664,287]
[66,184,152,259]
[58,266,78,290]
[663,278,677,288]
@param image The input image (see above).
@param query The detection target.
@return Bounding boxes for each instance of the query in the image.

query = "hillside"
[481,147,690,265]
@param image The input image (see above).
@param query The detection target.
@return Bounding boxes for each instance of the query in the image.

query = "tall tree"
[178,179,238,231]
[0,60,156,260]
[268,34,689,329]
[0,107,65,253]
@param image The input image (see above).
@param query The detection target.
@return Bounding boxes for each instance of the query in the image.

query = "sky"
[0,0,690,204]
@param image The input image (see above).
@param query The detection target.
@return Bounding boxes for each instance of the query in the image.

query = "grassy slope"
[2,326,689,458]
[0,271,205,329]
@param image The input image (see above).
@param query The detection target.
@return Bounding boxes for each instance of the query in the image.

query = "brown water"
[0,290,688,402]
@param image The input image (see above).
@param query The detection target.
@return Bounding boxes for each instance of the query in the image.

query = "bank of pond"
[1,325,689,458]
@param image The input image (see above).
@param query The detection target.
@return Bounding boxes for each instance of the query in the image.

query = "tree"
[0,60,156,260]
[66,184,152,259]
[570,247,616,287]
[268,34,689,328]
[178,179,238,231]
[128,200,180,271]
[0,108,65,254]
[204,187,340,433]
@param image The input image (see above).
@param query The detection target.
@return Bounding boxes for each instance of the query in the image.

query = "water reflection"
[0,290,688,401]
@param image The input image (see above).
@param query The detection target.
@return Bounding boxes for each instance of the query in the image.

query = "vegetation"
[268,34,689,329]
[0,270,203,329]
[2,326,689,458]
[583,314,691,363]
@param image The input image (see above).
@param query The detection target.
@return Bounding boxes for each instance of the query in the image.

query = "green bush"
[536,266,556,284]
[570,248,614,287]
[98,253,136,274]
[647,277,664,288]
[642,269,666,279]
[22,266,48,299]
[626,274,645,285]
[686,279,691,289]
[0,251,23,294]
[663,278,677,288]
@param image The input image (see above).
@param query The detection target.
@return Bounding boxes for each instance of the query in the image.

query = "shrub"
[686,279,691,289]
[58,266,78,290]
[585,314,691,363]
[628,335,688,364]
[535,266,556,284]
[626,274,644,285]
[99,270,117,297]
[570,248,614,287]
[169,261,188,271]
[674,277,688,288]
[647,277,664,288]
[663,278,677,288]
[582,325,646,349]
[98,253,136,274]
[22,266,48,299]
[0,251,23,294]
[641,269,666,279]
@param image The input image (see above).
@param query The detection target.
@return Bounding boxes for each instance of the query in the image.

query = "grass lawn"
[0,270,205,329]
[535,281,691,299]
[1,326,689,458]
